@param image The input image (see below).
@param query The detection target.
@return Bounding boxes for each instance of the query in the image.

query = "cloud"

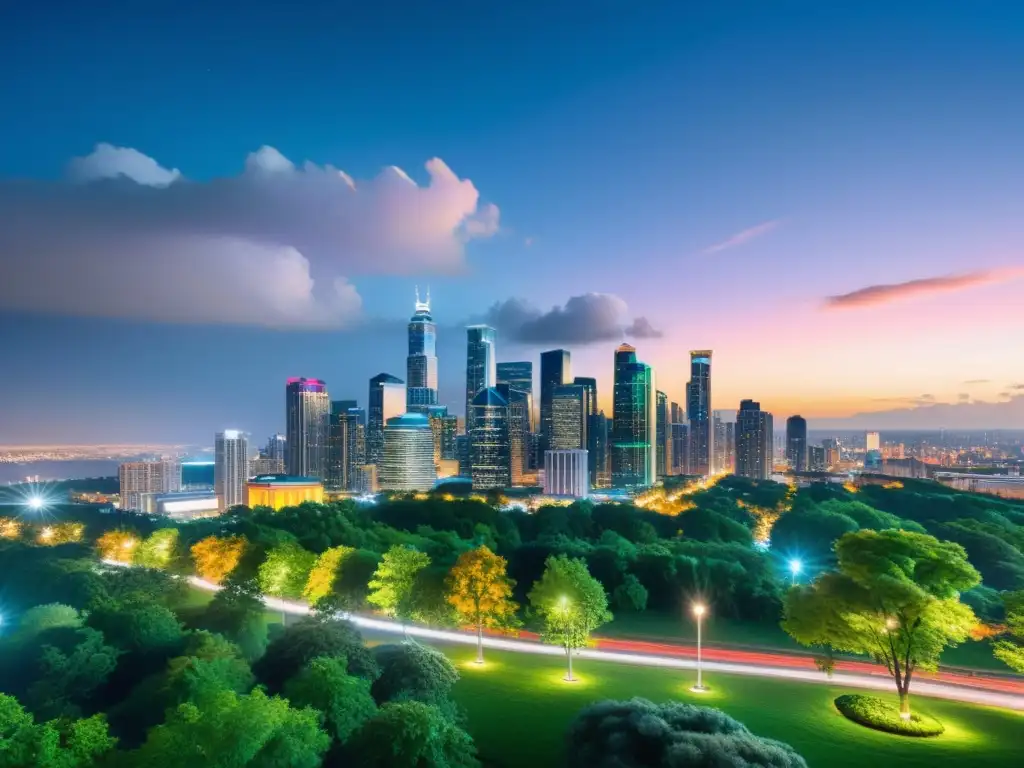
[482,293,662,345]
[0,143,499,328]
[824,269,1023,310]
[1010,383,1024,391]
[963,379,991,385]
[957,393,971,402]
[702,220,780,255]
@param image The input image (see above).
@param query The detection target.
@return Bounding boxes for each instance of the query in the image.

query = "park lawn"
[440,645,1023,768]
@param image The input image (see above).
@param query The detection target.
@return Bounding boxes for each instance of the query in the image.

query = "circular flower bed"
[834,694,944,737]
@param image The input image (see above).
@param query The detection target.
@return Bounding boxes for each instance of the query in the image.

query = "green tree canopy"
[202,577,268,661]
[283,656,377,743]
[371,642,460,709]
[0,693,117,768]
[783,529,980,716]
[253,617,378,693]
[8,603,82,643]
[366,545,431,621]
[993,590,1024,672]
[257,541,317,600]
[25,627,121,720]
[347,701,479,768]
[133,529,180,570]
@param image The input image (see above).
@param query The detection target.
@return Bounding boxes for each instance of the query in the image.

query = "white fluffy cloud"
[0,144,499,328]
[484,293,663,344]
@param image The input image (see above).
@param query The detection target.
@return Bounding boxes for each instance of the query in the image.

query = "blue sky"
[1,1,1023,443]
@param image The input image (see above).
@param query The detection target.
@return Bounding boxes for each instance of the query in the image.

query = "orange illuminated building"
[244,474,324,510]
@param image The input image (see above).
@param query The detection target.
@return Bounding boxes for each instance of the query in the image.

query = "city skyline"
[2,3,1024,444]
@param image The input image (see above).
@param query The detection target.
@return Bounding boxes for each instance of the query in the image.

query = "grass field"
[442,645,1023,768]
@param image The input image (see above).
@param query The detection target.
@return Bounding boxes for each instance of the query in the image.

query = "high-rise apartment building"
[551,384,587,450]
[809,444,826,472]
[214,430,248,512]
[406,289,438,411]
[611,344,657,488]
[367,373,405,467]
[265,434,287,466]
[544,449,589,498]
[285,378,330,479]
[656,390,671,478]
[866,431,881,452]
[712,412,731,473]
[119,459,182,513]
[539,349,571,453]
[380,413,437,491]
[465,326,497,433]
[735,400,774,480]
[470,387,511,490]
[687,350,712,476]
[786,415,808,472]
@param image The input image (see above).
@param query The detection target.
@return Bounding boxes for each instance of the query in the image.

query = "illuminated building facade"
[367,373,405,466]
[214,430,248,512]
[671,422,689,474]
[245,474,324,510]
[119,459,182,513]
[866,431,881,452]
[497,362,533,400]
[380,413,437,491]
[735,400,774,480]
[407,288,438,411]
[328,402,364,491]
[465,325,497,434]
[544,449,589,498]
[285,378,330,480]
[687,350,712,476]
[588,411,610,487]
[611,344,656,488]
[539,349,571,454]
[470,387,511,490]
[504,387,532,485]
[786,415,808,472]
[656,390,670,478]
[154,491,219,521]
[551,384,587,450]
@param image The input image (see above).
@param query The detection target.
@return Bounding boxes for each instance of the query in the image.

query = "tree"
[347,701,479,768]
[567,698,807,768]
[253,617,378,693]
[993,590,1024,672]
[446,546,519,663]
[612,574,648,612]
[8,603,81,643]
[258,541,317,599]
[95,530,140,564]
[202,577,269,660]
[304,545,355,606]
[0,693,117,768]
[371,642,459,709]
[128,687,329,768]
[190,535,247,584]
[528,555,612,681]
[783,530,979,717]
[284,656,377,743]
[25,627,120,719]
[86,600,183,656]
[367,546,431,622]
[164,632,255,703]
[37,522,85,547]
[134,529,180,570]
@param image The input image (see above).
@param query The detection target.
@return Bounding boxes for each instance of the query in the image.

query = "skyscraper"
[725,422,735,473]
[687,350,712,476]
[215,430,248,512]
[496,362,533,398]
[670,401,685,425]
[470,387,511,490]
[539,349,571,453]
[712,411,729,473]
[866,431,881,452]
[265,434,287,466]
[367,373,406,467]
[380,413,437,491]
[809,444,826,472]
[505,388,531,485]
[588,411,610,487]
[671,422,689,475]
[440,415,458,460]
[285,378,330,479]
[119,459,182,513]
[551,384,587,450]
[327,402,355,491]
[656,390,671,478]
[786,415,808,472]
[573,377,598,416]
[735,400,774,480]
[465,326,497,433]
[406,288,438,411]
[611,344,657,488]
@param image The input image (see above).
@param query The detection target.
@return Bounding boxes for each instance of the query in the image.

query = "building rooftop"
[247,474,322,485]
[385,412,431,428]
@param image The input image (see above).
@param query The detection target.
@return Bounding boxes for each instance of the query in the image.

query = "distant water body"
[0,460,120,485]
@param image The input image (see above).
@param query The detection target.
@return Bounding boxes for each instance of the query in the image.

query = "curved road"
[187,576,1024,712]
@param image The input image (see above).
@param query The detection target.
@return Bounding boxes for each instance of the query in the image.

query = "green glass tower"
[611,344,657,488]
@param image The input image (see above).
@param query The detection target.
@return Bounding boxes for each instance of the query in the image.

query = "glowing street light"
[789,559,803,586]
[26,496,45,511]
[691,603,708,692]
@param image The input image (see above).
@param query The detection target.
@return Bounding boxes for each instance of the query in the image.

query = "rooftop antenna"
[414,285,431,313]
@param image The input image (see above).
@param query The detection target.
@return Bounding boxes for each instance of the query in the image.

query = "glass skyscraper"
[786,415,808,472]
[215,430,248,512]
[285,377,330,479]
[327,401,363,491]
[380,413,437,491]
[551,384,587,450]
[687,350,713,476]
[465,325,497,434]
[539,349,571,454]
[496,362,533,396]
[406,288,438,411]
[736,400,774,480]
[367,373,406,467]
[470,387,511,490]
[611,344,656,488]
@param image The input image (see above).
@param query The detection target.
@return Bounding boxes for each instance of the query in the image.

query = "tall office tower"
[671,423,689,474]
[496,362,533,398]
[544,449,589,498]
[380,413,437,491]
[551,384,587,450]
[425,405,449,469]
[440,415,458,460]
[865,431,881,452]
[808,444,826,472]
[465,325,497,433]
[327,402,353,491]
[588,411,610,487]
[786,415,808,472]
[455,434,471,477]
[470,387,511,490]
[506,388,532,485]
[735,400,774,480]
[265,434,287,466]
[119,459,182,513]
[367,373,406,467]
[725,422,735,472]
[406,289,438,411]
[611,344,657,488]
[687,350,713,476]
[670,401,685,426]
[573,377,598,416]
[656,390,671,478]
[712,412,728,473]
[214,430,248,512]
[539,349,571,453]
[285,378,330,479]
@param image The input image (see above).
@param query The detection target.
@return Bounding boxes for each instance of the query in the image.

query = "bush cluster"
[833,694,944,737]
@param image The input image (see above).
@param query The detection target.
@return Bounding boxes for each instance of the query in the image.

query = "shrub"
[371,641,459,707]
[834,694,944,737]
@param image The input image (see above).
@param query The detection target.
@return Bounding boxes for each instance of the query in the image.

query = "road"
[187,575,1024,712]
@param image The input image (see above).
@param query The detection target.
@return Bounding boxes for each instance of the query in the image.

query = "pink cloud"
[824,269,1024,310]
[702,219,780,255]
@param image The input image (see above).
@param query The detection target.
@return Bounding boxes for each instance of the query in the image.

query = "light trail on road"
[186,575,1024,712]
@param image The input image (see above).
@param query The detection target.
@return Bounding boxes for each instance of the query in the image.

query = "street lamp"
[560,596,575,682]
[691,603,708,692]
[789,558,803,586]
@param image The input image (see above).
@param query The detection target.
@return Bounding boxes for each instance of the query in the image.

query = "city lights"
[26,496,44,510]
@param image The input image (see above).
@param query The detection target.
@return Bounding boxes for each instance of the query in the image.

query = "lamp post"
[691,603,707,692]
[789,558,803,586]
[560,596,575,682]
